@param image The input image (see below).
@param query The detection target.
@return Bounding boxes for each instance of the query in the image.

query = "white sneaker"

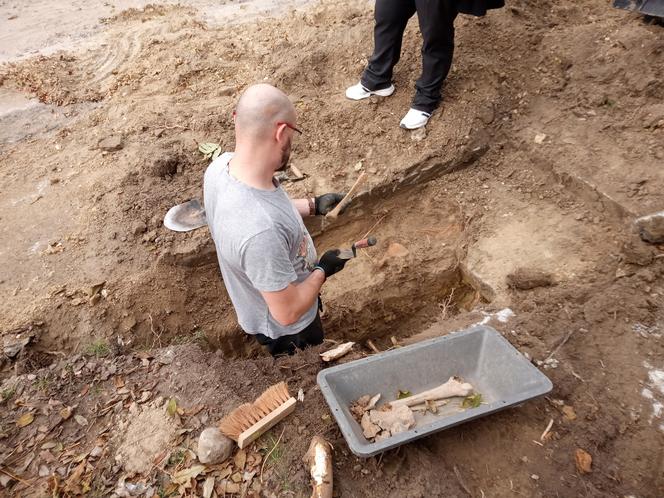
[345,82,395,100]
[399,108,431,129]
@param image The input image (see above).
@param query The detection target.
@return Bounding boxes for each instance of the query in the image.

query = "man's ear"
[275,123,288,143]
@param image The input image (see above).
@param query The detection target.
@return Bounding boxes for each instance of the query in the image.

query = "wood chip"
[203,476,215,498]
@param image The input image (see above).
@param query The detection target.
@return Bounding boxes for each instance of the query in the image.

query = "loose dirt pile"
[1,0,663,497]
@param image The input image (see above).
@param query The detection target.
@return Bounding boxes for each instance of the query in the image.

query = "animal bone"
[303,436,333,498]
[389,377,473,409]
[320,342,354,362]
[369,405,415,435]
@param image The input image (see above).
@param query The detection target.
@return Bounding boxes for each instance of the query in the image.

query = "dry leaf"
[234,449,247,470]
[218,466,232,480]
[575,448,592,474]
[74,415,88,427]
[562,405,577,421]
[219,481,241,493]
[113,376,125,389]
[64,459,87,494]
[59,406,73,420]
[16,412,34,428]
[172,465,205,485]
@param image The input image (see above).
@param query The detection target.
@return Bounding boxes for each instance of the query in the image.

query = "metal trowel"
[163,199,207,232]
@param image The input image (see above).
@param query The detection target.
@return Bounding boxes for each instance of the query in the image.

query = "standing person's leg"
[347,0,416,100]
[412,0,458,114]
[363,0,417,90]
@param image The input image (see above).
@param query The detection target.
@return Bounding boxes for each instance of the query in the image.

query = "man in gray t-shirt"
[203,84,350,356]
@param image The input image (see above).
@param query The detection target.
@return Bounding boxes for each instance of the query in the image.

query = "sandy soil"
[1,0,663,497]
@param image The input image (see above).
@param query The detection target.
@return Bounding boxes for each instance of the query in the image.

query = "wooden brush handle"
[325,173,367,220]
[352,237,377,250]
[237,397,297,449]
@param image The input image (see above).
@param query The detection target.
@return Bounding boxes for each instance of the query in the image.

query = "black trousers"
[254,312,324,357]
[361,0,458,114]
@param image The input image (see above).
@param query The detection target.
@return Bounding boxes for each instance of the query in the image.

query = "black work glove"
[315,249,347,279]
[314,193,345,216]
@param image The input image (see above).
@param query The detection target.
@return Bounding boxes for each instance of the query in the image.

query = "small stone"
[386,242,409,259]
[411,127,427,141]
[38,465,50,477]
[575,448,592,474]
[89,446,103,459]
[562,406,577,421]
[635,210,664,244]
[131,221,148,236]
[218,86,236,97]
[354,161,363,171]
[534,133,547,144]
[157,349,175,365]
[531,474,540,480]
[478,105,495,125]
[353,464,362,472]
[97,135,123,152]
[197,427,234,464]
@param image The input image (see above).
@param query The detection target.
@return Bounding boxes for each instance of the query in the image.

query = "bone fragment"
[365,393,381,411]
[411,399,450,412]
[369,405,415,435]
[303,436,333,498]
[361,412,381,439]
[389,377,473,409]
[320,342,354,362]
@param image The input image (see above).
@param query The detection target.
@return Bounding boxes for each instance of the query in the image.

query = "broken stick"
[325,172,367,220]
[303,436,333,498]
[320,342,354,362]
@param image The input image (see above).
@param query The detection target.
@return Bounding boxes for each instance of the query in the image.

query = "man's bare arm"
[291,198,314,218]
[261,269,325,326]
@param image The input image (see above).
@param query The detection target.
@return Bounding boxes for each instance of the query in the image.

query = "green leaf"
[166,398,177,417]
[462,393,482,409]
[397,390,412,400]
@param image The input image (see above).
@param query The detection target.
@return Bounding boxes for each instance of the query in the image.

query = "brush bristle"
[219,382,292,440]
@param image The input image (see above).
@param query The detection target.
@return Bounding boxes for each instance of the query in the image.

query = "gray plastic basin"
[317,325,552,457]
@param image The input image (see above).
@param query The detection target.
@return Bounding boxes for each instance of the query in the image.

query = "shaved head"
[235,84,296,140]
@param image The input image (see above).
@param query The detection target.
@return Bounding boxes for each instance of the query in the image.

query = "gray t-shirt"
[203,152,318,339]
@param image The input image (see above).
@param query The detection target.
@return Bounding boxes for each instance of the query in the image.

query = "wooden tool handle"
[325,172,367,220]
[352,237,377,250]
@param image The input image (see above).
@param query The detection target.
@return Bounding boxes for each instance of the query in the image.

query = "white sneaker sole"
[400,109,431,129]
[345,84,395,101]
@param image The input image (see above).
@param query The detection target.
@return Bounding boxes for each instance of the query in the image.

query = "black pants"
[361,0,458,114]
[254,313,324,357]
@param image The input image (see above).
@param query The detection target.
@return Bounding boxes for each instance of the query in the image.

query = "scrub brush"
[219,381,297,449]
